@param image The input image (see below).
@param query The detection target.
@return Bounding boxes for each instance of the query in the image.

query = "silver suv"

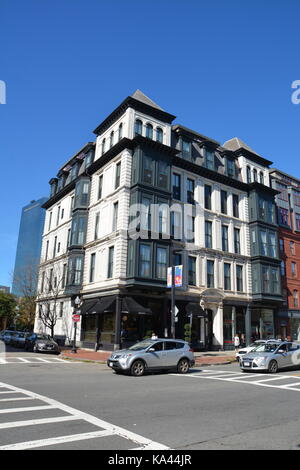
[107,339,195,376]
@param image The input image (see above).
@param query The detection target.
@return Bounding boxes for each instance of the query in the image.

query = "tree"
[36,264,66,338]
[0,292,17,329]
[11,260,39,330]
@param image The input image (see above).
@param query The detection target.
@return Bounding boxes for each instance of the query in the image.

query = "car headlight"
[120,354,133,359]
[255,356,268,365]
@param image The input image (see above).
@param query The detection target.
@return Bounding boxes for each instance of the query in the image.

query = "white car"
[236,340,277,362]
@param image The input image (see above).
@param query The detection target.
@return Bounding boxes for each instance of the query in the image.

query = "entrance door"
[205,310,213,350]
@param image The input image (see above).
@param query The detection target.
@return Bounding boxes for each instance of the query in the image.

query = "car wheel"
[177,358,190,374]
[130,360,145,377]
[268,360,278,374]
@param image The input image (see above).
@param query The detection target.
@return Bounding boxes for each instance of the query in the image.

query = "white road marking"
[0,397,34,402]
[0,381,170,450]
[16,358,30,363]
[0,416,79,430]
[0,357,80,365]
[0,430,113,450]
[172,369,300,393]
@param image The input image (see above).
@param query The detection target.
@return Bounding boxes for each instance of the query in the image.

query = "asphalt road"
[1,346,300,450]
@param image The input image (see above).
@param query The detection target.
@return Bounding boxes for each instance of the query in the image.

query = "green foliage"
[0,292,17,321]
[184,323,191,343]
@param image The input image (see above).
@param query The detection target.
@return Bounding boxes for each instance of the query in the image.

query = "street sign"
[174,265,183,287]
[175,306,179,316]
[72,314,81,323]
[167,267,172,288]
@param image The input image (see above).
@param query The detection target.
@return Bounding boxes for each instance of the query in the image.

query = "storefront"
[223,306,247,350]
[251,308,275,341]
[289,312,300,342]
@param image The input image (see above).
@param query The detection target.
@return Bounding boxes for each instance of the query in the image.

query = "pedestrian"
[151,331,158,340]
[234,334,240,351]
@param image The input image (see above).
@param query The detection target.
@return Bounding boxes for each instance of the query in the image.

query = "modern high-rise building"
[35,90,283,350]
[12,198,47,298]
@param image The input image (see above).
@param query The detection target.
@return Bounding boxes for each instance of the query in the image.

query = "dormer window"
[259,171,264,185]
[253,168,258,182]
[227,158,235,178]
[70,163,79,182]
[246,166,251,183]
[135,119,142,136]
[85,150,94,169]
[182,139,191,156]
[156,127,163,143]
[146,123,153,139]
[205,148,215,171]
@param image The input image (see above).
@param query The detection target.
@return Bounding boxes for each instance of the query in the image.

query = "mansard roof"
[223,137,273,167]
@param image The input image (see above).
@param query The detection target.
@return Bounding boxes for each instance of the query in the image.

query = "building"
[270,169,300,341]
[12,198,47,298]
[0,286,10,294]
[35,90,282,350]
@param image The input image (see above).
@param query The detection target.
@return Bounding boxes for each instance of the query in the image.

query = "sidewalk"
[60,348,236,366]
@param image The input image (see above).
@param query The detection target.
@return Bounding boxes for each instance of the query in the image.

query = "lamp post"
[71,296,82,354]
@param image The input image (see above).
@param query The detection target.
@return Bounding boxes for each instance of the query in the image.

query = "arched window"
[118,123,123,141]
[293,290,299,308]
[135,119,143,136]
[110,131,114,148]
[101,138,106,155]
[246,166,251,183]
[259,172,264,184]
[146,123,153,139]
[253,169,257,182]
[156,127,163,143]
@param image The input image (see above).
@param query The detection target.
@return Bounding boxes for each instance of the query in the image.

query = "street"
[1,349,300,450]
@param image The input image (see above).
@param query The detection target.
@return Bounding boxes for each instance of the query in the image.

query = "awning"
[84,296,116,315]
[121,297,152,315]
[186,302,206,318]
[80,299,98,315]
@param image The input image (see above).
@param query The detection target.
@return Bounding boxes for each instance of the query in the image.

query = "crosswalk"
[172,369,300,392]
[0,357,79,365]
[0,381,169,450]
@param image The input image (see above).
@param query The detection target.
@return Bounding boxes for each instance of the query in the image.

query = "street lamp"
[71,296,82,354]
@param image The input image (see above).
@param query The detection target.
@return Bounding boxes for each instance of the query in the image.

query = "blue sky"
[0,0,300,287]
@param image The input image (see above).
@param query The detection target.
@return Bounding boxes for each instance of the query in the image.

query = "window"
[205,221,212,248]
[139,244,151,277]
[101,139,106,155]
[295,214,300,231]
[292,262,297,277]
[70,163,79,181]
[279,238,284,252]
[89,253,96,283]
[53,236,57,258]
[259,230,267,256]
[156,247,167,280]
[269,232,276,257]
[293,290,299,308]
[85,150,94,168]
[278,207,289,226]
[188,257,196,286]
[110,131,114,148]
[258,198,266,220]
[267,201,275,224]
[232,194,239,218]
[173,173,181,200]
[205,185,212,210]
[71,214,87,246]
[135,119,142,136]
[48,212,52,231]
[186,216,195,242]
[221,190,227,214]
[61,208,64,220]
[207,260,214,288]
[236,265,243,292]
[41,272,45,293]
[118,123,123,141]
[56,206,61,225]
[182,139,191,157]
[115,162,121,189]
[107,246,114,278]
[70,196,74,216]
[141,196,151,230]
[156,127,163,143]
[271,268,279,294]
[253,169,257,182]
[205,149,214,170]
[224,263,231,291]
[227,158,235,178]
[280,261,285,276]
[187,178,195,204]
[157,161,169,189]
[98,175,103,200]
[170,211,182,239]
[158,204,168,235]
[290,241,295,255]
[146,123,153,139]
[67,228,71,248]
[48,268,53,292]
[143,156,153,185]
[246,166,251,183]
[234,228,241,254]
[45,240,49,261]
[222,225,229,252]
[59,302,64,318]
[62,264,67,288]
[112,202,118,231]
[259,172,264,184]
[262,266,270,292]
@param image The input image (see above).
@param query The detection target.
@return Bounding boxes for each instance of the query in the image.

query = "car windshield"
[253,343,279,353]
[36,335,50,340]
[128,341,154,351]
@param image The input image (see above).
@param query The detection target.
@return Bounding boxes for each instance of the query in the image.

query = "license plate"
[244,362,250,367]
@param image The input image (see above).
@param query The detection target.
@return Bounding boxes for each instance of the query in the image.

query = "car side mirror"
[148,348,155,353]
[278,349,285,353]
